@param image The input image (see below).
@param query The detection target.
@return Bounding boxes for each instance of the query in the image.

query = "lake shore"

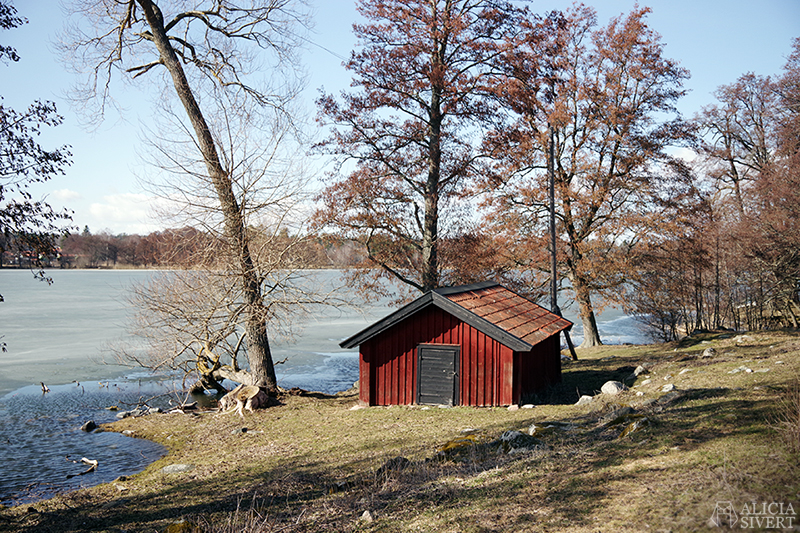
[3,331,798,532]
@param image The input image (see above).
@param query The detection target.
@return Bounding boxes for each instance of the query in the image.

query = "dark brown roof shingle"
[340,281,572,351]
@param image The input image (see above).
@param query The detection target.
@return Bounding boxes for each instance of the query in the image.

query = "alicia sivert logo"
[710,501,797,529]
[710,501,738,528]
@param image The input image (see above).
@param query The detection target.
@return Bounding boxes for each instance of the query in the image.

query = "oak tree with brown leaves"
[315,0,520,299]
[485,6,696,347]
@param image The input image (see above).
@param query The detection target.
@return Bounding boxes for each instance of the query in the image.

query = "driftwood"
[218,384,269,418]
[66,457,98,478]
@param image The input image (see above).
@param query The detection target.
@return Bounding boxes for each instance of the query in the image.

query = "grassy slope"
[2,331,798,532]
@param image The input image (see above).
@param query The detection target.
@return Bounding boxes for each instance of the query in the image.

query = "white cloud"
[88,193,162,235]
[50,189,82,201]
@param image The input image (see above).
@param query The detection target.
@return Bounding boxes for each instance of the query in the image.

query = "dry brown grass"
[2,330,799,532]
[771,378,800,455]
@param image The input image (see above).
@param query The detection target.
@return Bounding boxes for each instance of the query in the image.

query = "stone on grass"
[702,347,716,358]
[734,334,756,345]
[600,406,636,427]
[161,464,194,474]
[115,407,146,419]
[657,390,684,407]
[496,430,546,454]
[618,417,650,439]
[661,384,676,393]
[360,510,375,523]
[633,365,649,377]
[575,395,594,406]
[507,404,519,411]
[601,381,627,395]
[640,379,652,386]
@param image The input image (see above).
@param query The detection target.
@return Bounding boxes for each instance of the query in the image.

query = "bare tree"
[61,0,311,394]
[109,98,349,393]
[696,73,776,218]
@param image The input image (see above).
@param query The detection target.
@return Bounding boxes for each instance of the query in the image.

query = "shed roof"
[339,281,572,352]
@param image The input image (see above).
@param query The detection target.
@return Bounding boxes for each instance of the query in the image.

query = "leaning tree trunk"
[137,0,277,393]
[573,277,602,348]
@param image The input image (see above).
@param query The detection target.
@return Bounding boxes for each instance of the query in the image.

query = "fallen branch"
[65,457,98,479]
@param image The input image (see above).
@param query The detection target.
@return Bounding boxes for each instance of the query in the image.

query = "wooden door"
[416,344,460,406]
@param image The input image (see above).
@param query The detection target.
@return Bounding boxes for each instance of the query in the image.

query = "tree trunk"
[421,44,444,293]
[137,0,277,392]
[190,374,228,395]
[573,277,602,348]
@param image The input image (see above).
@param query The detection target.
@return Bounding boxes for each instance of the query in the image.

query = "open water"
[0,269,648,505]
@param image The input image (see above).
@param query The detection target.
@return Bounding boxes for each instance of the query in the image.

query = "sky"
[2,0,798,235]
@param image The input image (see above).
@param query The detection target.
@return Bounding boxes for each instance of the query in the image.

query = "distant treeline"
[0,226,367,270]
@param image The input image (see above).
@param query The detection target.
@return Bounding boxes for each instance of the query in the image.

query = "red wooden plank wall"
[513,335,562,403]
[360,306,512,406]
[358,306,560,406]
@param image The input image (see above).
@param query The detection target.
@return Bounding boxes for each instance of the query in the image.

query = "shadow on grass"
[530,364,639,405]
[3,382,795,532]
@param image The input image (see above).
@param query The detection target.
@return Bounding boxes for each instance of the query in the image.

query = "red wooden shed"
[340,281,572,407]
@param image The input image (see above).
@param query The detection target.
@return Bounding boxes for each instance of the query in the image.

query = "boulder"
[80,420,97,432]
[575,395,594,406]
[601,381,627,395]
[496,430,547,454]
[734,334,756,345]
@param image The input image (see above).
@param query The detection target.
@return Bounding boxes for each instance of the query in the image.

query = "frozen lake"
[0,268,648,504]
